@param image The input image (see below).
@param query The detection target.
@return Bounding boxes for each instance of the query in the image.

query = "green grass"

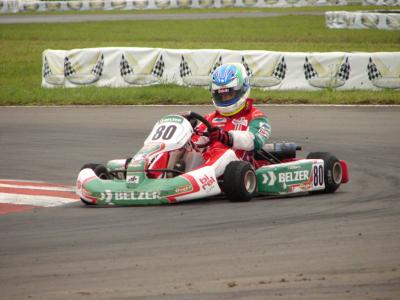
[0,10,399,105]
[1,85,398,106]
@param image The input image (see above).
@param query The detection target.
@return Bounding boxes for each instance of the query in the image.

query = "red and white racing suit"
[195,99,271,177]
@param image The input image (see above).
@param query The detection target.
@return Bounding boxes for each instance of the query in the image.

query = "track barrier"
[42,47,400,90]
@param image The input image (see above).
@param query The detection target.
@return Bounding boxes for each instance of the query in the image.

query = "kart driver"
[194,63,271,177]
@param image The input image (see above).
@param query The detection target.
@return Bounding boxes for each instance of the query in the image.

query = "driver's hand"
[178,111,198,128]
[209,127,233,147]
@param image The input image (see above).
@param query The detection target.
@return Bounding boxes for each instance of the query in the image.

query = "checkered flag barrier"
[180,56,192,78]
[64,56,76,77]
[337,57,350,81]
[120,54,133,77]
[91,54,104,77]
[43,56,52,78]
[209,56,222,75]
[152,55,165,78]
[367,57,382,80]
[304,57,318,80]
[241,56,253,77]
[272,56,286,80]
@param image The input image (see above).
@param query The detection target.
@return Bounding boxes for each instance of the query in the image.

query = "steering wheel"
[181,111,213,132]
[180,111,216,148]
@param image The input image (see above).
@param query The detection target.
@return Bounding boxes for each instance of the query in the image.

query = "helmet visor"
[212,87,242,107]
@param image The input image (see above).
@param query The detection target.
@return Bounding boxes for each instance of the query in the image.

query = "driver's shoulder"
[249,107,267,120]
[205,111,219,120]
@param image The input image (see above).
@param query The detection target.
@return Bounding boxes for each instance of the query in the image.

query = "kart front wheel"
[79,163,111,205]
[80,163,111,180]
[307,152,342,193]
[223,161,257,202]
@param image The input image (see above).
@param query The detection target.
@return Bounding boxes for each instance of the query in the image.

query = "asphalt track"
[0,106,400,300]
[0,11,323,24]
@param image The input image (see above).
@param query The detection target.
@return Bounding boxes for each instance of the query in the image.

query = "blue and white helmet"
[211,63,250,116]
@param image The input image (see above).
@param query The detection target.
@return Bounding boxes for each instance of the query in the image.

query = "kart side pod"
[256,157,345,195]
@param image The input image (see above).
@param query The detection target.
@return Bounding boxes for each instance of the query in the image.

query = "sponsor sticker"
[199,174,216,192]
[175,185,192,194]
[258,127,270,138]
[278,170,309,183]
[213,117,227,123]
[100,190,161,202]
[289,181,312,193]
[127,175,140,184]
[232,117,248,130]
[159,116,184,124]
[287,165,301,170]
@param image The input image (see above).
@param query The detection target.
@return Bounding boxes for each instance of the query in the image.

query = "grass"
[0,9,399,105]
[1,85,399,106]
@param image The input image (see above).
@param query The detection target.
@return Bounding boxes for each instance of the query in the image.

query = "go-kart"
[76,112,349,206]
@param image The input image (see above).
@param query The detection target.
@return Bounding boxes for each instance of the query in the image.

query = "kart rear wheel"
[307,152,342,193]
[223,161,257,202]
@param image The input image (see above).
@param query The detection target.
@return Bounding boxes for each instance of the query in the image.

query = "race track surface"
[0,106,399,300]
[0,11,323,24]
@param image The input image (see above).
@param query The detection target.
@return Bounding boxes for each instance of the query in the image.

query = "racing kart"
[76,112,349,206]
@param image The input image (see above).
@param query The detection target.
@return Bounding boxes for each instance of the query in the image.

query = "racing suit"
[195,98,271,177]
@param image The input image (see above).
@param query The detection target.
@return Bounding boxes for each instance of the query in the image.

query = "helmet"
[211,63,250,116]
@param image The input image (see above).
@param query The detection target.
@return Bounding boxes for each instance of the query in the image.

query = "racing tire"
[93,165,112,180]
[306,152,342,194]
[80,163,111,180]
[223,161,257,202]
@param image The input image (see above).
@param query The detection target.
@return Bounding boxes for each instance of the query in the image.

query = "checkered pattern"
[91,54,104,77]
[209,56,222,75]
[272,56,286,80]
[241,56,253,77]
[120,54,133,77]
[152,55,165,78]
[180,56,192,78]
[43,56,52,78]
[367,57,382,80]
[64,56,76,77]
[337,57,350,81]
[304,57,318,80]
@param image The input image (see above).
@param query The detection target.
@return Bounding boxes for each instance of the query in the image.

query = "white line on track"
[0,179,79,208]
[0,183,74,192]
[0,194,78,207]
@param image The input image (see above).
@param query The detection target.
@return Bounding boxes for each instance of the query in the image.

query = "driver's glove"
[209,127,233,147]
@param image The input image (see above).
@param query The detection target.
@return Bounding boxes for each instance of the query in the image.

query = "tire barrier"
[42,47,400,90]
[326,10,400,29]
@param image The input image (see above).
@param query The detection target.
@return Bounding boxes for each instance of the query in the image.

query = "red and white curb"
[0,180,79,215]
